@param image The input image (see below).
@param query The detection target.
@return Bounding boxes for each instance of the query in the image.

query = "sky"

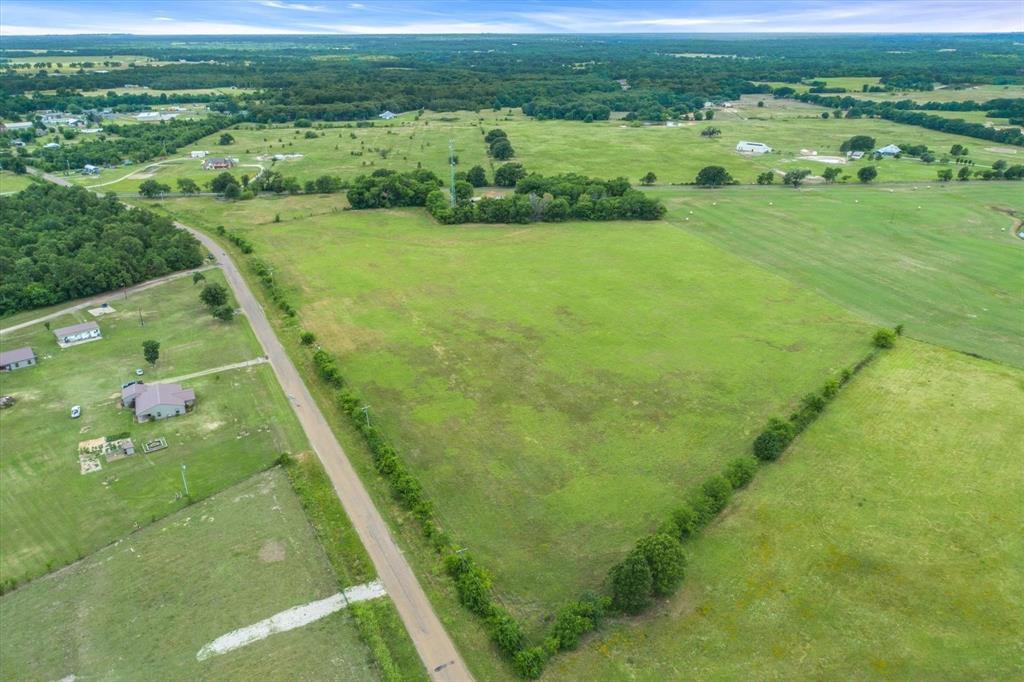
[1,0,1022,36]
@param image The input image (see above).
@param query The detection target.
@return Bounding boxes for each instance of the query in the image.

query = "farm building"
[190,150,208,159]
[0,347,37,371]
[847,151,865,160]
[122,382,196,421]
[736,140,772,154]
[82,164,100,175]
[0,121,34,132]
[43,142,62,149]
[876,144,902,156]
[203,157,235,170]
[378,110,397,120]
[53,321,102,346]
[40,113,83,126]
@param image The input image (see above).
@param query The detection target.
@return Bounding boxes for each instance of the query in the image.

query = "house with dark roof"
[0,347,36,371]
[122,382,196,421]
[203,157,234,170]
[53,321,102,346]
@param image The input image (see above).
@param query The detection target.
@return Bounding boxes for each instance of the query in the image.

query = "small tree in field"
[694,165,734,187]
[873,327,897,349]
[822,167,842,183]
[857,165,878,183]
[138,180,170,198]
[142,340,160,366]
[177,178,200,194]
[212,304,234,322]
[783,169,811,187]
[756,171,775,185]
[300,331,316,345]
[640,171,657,186]
[199,282,229,309]
[192,271,205,285]
[635,534,687,596]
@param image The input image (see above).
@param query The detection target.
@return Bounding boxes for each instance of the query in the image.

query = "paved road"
[27,169,470,680]
[179,221,472,681]
[0,265,216,336]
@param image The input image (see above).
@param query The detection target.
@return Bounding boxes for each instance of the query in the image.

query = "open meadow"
[0,468,384,681]
[653,182,1024,368]
[63,102,1020,194]
[0,270,307,585]
[547,341,1024,680]
[0,171,36,194]
[159,194,874,624]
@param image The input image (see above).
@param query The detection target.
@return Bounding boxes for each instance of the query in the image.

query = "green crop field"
[0,468,383,681]
[63,102,1018,195]
[547,341,1024,680]
[652,182,1024,368]
[0,270,307,585]
[156,194,874,624]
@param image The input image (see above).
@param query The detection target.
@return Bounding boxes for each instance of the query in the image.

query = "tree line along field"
[0,270,306,585]
[157,193,874,626]
[0,469,385,681]
[546,341,1024,680]
[62,101,1019,196]
[654,182,1024,369]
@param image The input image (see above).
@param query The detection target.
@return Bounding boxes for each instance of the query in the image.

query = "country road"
[30,168,473,681]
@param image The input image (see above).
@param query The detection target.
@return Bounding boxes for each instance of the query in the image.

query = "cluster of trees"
[485,128,514,160]
[346,168,443,209]
[0,90,237,120]
[425,171,666,224]
[32,115,236,171]
[0,184,202,315]
[197,280,234,321]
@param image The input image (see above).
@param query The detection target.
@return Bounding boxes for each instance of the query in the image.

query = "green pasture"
[160,194,872,623]
[0,171,36,194]
[653,182,1024,368]
[0,468,383,681]
[849,83,1024,103]
[0,270,307,584]
[548,341,1024,680]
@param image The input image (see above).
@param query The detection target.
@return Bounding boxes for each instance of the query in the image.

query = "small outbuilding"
[378,110,397,120]
[82,164,100,175]
[876,144,902,156]
[53,321,102,346]
[736,140,772,154]
[190,150,208,159]
[0,347,36,371]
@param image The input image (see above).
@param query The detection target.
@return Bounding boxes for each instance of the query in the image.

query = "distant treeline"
[0,91,241,120]
[0,184,202,314]
[30,115,235,170]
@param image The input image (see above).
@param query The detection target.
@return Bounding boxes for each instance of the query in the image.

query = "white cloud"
[153,16,174,21]
[259,0,328,11]
[325,20,537,34]
[0,20,307,36]
[348,2,366,8]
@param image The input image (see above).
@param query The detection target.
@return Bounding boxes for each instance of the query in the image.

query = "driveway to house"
[28,168,472,681]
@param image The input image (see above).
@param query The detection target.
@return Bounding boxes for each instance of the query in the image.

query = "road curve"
[30,168,473,681]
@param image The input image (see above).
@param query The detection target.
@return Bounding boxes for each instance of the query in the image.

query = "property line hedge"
[297,327,895,678]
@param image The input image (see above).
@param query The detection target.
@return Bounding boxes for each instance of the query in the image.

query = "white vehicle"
[135,368,145,376]
[70,405,82,419]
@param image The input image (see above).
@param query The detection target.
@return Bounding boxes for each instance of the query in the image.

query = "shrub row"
[248,256,296,317]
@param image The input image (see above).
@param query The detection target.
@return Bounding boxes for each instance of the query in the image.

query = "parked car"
[70,405,81,419]
[135,368,145,376]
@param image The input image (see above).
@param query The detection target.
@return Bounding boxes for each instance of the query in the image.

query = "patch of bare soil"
[258,539,286,563]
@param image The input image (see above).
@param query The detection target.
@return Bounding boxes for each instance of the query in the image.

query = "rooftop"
[0,347,35,366]
[52,320,99,337]
[135,382,196,415]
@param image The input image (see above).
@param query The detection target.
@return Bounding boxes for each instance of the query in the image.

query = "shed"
[378,110,397,120]
[53,321,102,346]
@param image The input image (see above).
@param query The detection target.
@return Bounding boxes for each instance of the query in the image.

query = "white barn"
[736,140,772,154]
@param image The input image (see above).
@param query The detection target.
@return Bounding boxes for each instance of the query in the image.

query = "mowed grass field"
[0,468,383,681]
[0,171,36,195]
[547,341,1024,680]
[0,271,307,584]
[160,194,872,622]
[653,182,1024,368]
[67,102,1019,194]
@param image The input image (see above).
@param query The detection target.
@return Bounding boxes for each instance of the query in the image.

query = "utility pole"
[180,463,190,497]
[448,139,456,208]
[361,405,372,427]
[138,305,144,326]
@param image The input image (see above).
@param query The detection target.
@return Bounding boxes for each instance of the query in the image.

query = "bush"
[610,550,653,613]
[670,503,700,540]
[694,165,734,186]
[551,594,607,651]
[873,327,897,348]
[753,417,795,461]
[724,457,757,489]
[454,564,494,616]
[300,331,316,345]
[513,646,548,680]
[822,378,840,399]
[487,607,525,656]
[635,533,687,596]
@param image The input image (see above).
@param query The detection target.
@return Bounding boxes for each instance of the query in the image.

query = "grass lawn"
[547,341,1024,680]
[652,182,1024,368]
[848,83,1024,104]
[67,104,1019,194]
[158,194,872,625]
[0,468,384,681]
[0,270,308,585]
[0,171,37,194]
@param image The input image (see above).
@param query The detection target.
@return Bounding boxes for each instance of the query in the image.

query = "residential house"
[122,382,196,421]
[53,321,102,346]
[43,142,61,149]
[736,140,772,154]
[0,121,34,133]
[203,157,234,170]
[876,144,902,157]
[190,150,208,159]
[82,164,100,175]
[378,110,397,120]
[0,347,36,371]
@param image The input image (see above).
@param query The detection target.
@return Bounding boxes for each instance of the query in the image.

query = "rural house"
[53,321,102,346]
[190,150,208,159]
[121,382,196,421]
[736,140,772,154]
[378,110,397,120]
[0,347,36,371]
[876,144,902,156]
[203,157,235,170]
[82,164,100,175]
[0,121,34,132]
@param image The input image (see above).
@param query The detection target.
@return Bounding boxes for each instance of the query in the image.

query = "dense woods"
[0,184,202,314]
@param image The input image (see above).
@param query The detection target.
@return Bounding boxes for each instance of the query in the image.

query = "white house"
[43,142,62,149]
[736,140,772,154]
[190,150,208,159]
[0,121,34,132]
[82,164,100,175]
[53,321,102,346]
[876,144,902,156]
[378,110,397,120]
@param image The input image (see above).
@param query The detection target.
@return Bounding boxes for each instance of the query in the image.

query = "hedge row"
[213,224,295,317]
[215,224,254,254]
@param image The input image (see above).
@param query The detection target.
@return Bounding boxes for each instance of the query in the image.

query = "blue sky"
[1,0,1021,36]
